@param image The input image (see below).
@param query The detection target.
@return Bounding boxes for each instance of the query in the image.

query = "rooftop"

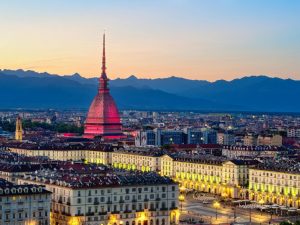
[22,166,175,189]
[254,159,300,173]
[0,178,50,196]
[223,145,286,151]
[5,141,118,151]
[115,148,167,157]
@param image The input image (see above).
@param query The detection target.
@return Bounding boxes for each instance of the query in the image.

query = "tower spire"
[101,32,107,78]
[15,116,23,142]
[99,32,109,92]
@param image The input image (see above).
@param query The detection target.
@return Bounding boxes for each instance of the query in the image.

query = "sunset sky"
[0,0,299,81]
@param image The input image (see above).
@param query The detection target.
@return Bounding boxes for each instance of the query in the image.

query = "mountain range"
[0,69,299,112]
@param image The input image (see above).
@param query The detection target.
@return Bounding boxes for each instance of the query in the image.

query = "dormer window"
[11,188,16,194]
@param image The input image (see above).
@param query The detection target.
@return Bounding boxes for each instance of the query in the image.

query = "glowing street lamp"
[259,199,265,215]
[179,186,186,193]
[179,194,185,212]
[213,201,220,219]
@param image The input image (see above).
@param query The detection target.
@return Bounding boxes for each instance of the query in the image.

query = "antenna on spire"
[101,31,107,78]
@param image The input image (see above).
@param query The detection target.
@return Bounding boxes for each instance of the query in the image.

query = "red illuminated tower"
[83,34,123,139]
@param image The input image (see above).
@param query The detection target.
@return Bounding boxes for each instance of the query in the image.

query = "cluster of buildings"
[1,35,300,225]
[4,140,300,210]
[0,149,179,225]
[135,128,284,147]
[2,142,260,199]
[0,178,51,225]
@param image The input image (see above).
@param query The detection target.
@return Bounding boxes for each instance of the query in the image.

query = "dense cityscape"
[2,107,300,225]
[2,90,300,225]
[1,1,299,225]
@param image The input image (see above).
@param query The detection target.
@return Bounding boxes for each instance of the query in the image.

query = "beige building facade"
[9,147,255,199]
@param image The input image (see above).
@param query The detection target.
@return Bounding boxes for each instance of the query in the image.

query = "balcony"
[94,201,100,205]
[144,198,149,202]
[132,199,137,203]
[160,207,168,211]
[119,200,125,203]
[99,211,107,215]
[106,200,112,204]
[86,212,95,216]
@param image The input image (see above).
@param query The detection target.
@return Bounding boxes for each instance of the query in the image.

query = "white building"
[249,160,300,208]
[0,178,51,225]
[18,165,179,225]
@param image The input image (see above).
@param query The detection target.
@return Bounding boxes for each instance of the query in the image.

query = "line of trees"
[0,119,83,134]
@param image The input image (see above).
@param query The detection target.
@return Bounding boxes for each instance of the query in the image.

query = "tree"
[279,221,292,225]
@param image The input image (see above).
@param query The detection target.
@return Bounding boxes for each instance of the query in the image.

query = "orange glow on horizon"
[0,1,299,82]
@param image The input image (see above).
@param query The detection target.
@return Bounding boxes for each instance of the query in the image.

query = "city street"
[179,193,298,225]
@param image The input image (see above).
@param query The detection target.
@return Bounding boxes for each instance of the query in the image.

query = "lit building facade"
[9,146,255,199]
[173,159,254,198]
[18,171,179,225]
[0,178,51,225]
[84,34,123,140]
[15,116,23,141]
[249,166,300,208]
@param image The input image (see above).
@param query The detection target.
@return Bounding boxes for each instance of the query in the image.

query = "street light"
[179,186,186,193]
[259,199,265,215]
[213,201,220,219]
[179,194,185,212]
[269,212,273,225]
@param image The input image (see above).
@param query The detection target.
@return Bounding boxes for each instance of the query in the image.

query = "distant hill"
[0,69,299,112]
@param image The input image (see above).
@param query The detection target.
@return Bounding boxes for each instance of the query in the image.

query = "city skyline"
[1,0,299,81]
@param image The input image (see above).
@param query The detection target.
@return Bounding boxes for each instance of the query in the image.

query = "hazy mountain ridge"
[0,69,299,112]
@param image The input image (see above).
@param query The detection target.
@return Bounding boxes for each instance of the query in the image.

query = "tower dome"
[83,34,123,139]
